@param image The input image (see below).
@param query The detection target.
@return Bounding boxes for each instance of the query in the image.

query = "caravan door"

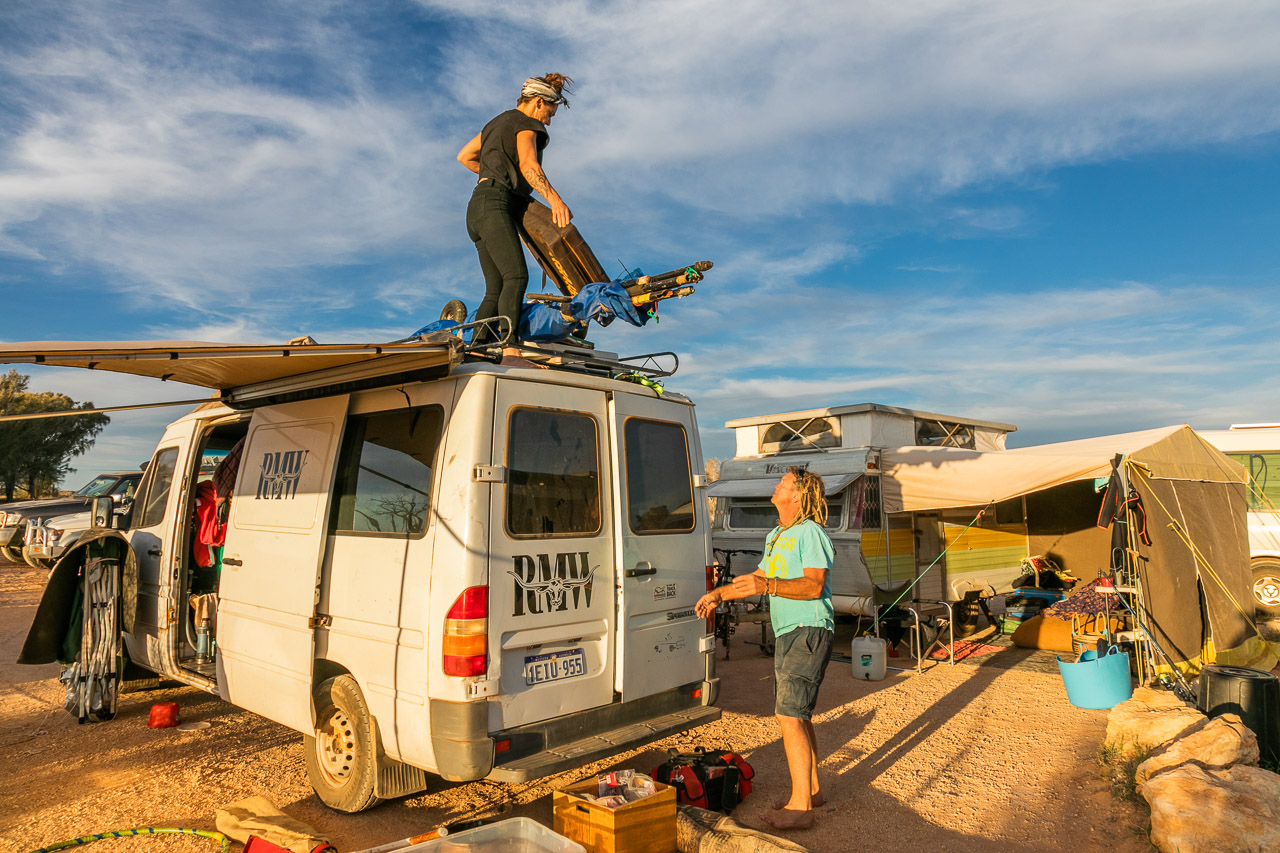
[489,381,616,729]
[217,396,349,734]
[611,394,707,701]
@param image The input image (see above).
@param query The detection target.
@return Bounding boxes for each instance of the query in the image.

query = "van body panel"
[488,379,616,730]
[611,392,709,701]
[218,395,349,734]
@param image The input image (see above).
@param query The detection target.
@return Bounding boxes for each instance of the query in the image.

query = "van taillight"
[443,586,488,677]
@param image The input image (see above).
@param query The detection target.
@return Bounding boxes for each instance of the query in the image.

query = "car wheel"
[22,545,50,571]
[304,674,383,813]
[1252,560,1280,618]
[1,546,21,564]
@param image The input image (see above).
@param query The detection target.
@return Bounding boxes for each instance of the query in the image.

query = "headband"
[521,77,569,108]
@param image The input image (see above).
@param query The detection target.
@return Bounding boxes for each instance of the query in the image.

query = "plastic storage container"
[1198,664,1280,765]
[1057,646,1132,709]
[851,636,887,681]
[402,817,585,852]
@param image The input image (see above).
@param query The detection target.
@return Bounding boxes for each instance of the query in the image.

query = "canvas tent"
[880,425,1275,673]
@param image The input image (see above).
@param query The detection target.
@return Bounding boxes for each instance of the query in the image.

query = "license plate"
[523,648,586,686]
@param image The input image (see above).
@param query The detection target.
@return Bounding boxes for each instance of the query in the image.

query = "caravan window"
[624,418,695,533]
[331,406,443,537]
[728,497,842,530]
[915,419,975,449]
[760,417,839,453]
[1227,452,1280,510]
[506,408,601,538]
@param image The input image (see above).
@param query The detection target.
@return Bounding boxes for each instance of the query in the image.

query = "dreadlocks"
[788,466,827,527]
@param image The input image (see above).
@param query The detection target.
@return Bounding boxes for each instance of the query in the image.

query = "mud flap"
[373,715,430,799]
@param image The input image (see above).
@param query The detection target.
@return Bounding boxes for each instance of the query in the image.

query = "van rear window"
[624,418,694,534]
[331,406,443,537]
[506,408,600,538]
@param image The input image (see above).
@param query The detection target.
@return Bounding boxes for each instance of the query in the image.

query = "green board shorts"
[773,625,834,720]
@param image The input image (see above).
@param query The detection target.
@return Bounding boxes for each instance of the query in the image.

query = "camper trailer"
[14,338,720,812]
[709,404,1019,618]
[1198,424,1280,615]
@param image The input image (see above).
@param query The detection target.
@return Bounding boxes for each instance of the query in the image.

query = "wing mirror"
[92,496,114,529]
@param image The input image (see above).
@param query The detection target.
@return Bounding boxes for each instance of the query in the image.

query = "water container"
[1197,665,1280,764]
[851,636,887,681]
[1056,647,1132,709]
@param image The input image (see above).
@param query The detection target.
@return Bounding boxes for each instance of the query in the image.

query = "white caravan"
[1197,424,1280,615]
[14,338,719,811]
[710,404,1020,617]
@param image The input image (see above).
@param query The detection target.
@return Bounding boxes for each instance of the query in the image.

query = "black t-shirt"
[478,109,548,196]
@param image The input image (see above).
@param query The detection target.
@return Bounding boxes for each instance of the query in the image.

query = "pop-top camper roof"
[724,403,1016,458]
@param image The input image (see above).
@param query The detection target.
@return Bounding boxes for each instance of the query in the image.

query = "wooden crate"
[552,776,676,853]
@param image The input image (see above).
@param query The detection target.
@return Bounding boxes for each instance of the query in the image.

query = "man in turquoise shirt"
[696,466,835,830]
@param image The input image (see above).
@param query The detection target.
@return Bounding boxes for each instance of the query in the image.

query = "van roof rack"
[503,341,679,378]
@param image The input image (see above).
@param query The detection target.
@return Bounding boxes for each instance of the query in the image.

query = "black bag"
[650,747,754,813]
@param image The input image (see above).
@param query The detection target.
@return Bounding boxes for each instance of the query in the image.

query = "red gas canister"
[147,702,180,728]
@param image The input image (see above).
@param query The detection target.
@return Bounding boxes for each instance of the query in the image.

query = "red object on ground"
[243,838,292,853]
[147,702,180,728]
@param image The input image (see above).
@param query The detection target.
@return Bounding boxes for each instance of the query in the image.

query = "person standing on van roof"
[456,73,574,365]
[696,467,835,831]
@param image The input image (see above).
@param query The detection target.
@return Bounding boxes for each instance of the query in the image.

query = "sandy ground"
[1,557,1153,853]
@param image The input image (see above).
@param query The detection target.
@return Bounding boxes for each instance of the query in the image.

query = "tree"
[0,370,110,500]
[705,457,721,523]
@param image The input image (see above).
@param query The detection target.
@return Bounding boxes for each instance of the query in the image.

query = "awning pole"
[0,398,211,422]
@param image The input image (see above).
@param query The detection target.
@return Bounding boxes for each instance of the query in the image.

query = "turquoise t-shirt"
[758,519,835,638]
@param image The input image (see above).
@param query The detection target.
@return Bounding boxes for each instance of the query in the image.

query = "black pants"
[466,183,530,346]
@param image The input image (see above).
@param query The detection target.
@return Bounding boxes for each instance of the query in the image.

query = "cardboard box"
[552,775,676,853]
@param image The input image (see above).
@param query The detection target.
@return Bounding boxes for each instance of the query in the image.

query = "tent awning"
[0,337,462,404]
[880,425,1247,513]
[708,472,860,498]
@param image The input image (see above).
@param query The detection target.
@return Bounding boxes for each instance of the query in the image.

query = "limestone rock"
[1105,686,1205,759]
[1143,763,1280,853]
[1135,713,1260,791]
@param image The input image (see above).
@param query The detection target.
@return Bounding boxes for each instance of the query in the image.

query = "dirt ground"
[1,557,1153,853]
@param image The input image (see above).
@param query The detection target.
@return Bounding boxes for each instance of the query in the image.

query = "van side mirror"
[92,496,114,529]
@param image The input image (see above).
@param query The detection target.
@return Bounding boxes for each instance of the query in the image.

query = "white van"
[14,338,720,811]
[1197,424,1280,616]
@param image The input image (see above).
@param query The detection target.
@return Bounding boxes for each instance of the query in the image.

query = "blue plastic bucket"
[1056,646,1133,709]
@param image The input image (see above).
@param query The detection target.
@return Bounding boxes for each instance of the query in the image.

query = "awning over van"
[0,337,462,405]
[879,425,1245,513]
[708,472,860,498]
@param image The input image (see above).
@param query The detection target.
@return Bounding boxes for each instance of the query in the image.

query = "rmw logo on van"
[509,553,597,616]
[255,450,309,500]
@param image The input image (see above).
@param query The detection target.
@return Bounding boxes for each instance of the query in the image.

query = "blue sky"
[2,0,1280,483]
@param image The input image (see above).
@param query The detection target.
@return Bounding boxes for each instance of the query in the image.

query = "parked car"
[0,471,143,565]
[25,508,95,570]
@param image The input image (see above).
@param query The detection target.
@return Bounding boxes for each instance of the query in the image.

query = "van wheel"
[1252,560,1280,618]
[305,675,383,813]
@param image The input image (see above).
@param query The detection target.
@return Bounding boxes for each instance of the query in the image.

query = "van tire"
[1,545,20,564]
[1252,559,1280,617]
[305,675,383,813]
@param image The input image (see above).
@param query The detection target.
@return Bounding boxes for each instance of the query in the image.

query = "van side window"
[331,406,444,537]
[506,408,600,538]
[137,447,179,528]
[624,418,695,533]
[1228,452,1280,510]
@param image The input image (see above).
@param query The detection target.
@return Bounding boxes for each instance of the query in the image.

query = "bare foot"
[499,355,548,369]
[763,809,814,830]
[772,794,825,810]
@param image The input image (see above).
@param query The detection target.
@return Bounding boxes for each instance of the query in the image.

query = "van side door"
[611,393,710,701]
[217,396,349,734]
[489,381,616,729]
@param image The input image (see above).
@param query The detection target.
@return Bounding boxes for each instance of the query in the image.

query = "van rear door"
[611,394,709,701]
[488,382,616,729]
[217,396,349,734]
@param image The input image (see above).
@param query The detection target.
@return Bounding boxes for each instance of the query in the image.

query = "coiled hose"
[29,827,231,853]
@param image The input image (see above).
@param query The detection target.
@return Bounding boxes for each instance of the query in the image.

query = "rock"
[1105,686,1205,759]
[677,804,812,853]
[1143,763,1280,853]
[1135,713,1260,791]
